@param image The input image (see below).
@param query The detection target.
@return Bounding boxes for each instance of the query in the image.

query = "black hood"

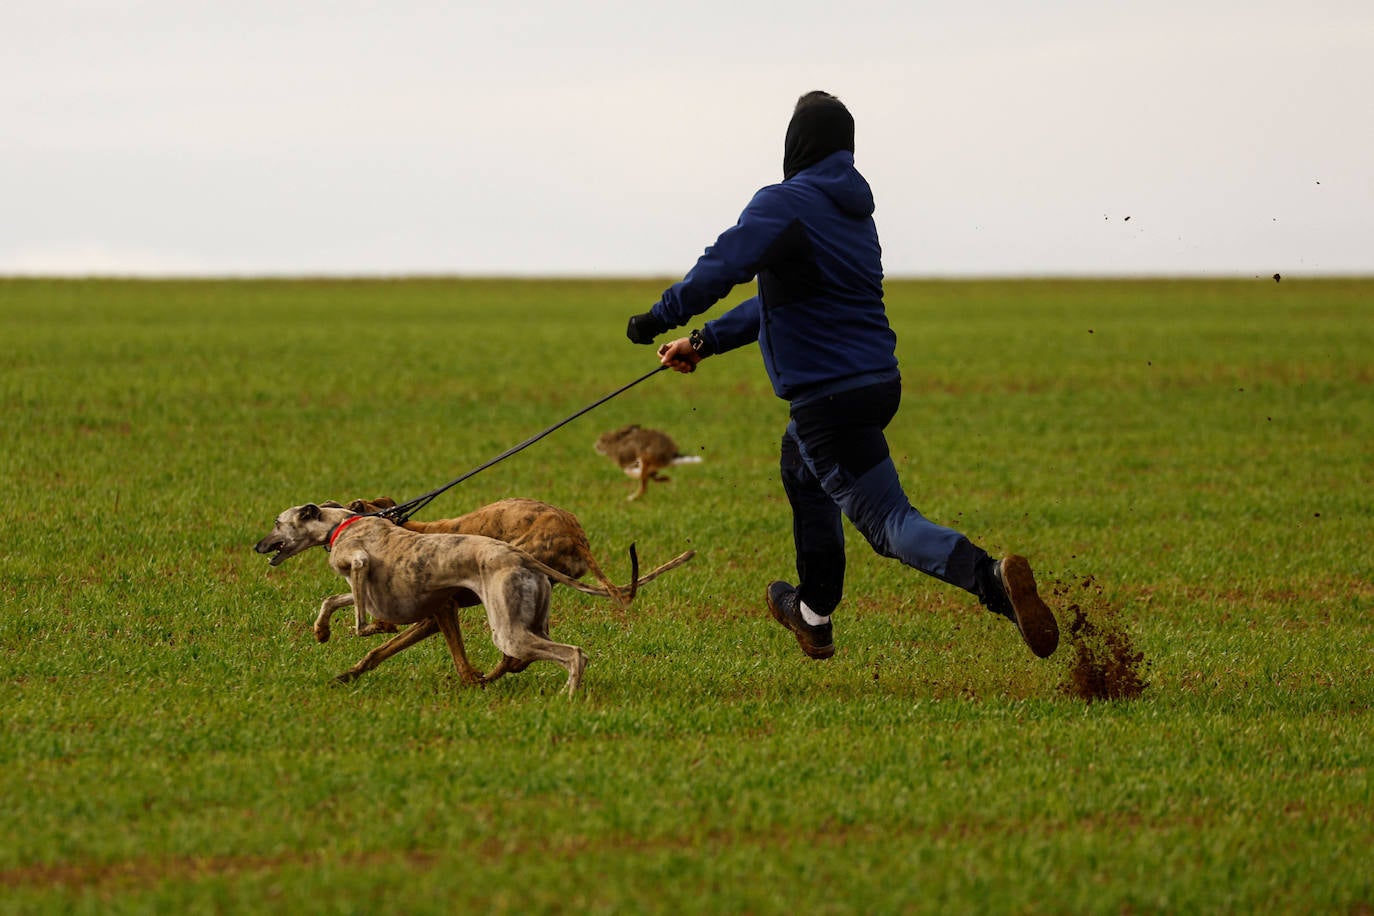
[783,91,855,180]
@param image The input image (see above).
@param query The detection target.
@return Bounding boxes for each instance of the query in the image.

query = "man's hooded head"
[783,91,855,180]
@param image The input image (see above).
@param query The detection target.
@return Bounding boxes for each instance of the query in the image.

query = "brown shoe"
[980,555,1059,658]
[766,581,834,660]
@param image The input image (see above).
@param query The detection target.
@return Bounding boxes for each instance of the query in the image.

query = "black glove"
[626,310,668,345]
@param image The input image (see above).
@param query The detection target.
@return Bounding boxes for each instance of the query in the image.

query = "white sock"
[800,600,830,627]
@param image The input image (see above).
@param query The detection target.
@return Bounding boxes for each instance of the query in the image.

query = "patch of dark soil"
[1052,575,1149,703]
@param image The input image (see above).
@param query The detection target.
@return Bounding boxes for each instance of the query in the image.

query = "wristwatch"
[689,328,709,355]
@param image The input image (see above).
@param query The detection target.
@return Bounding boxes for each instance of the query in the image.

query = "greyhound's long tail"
[577,545,631,607]
[624,544,639,605]
[620,550,694,591]
[580,544,638,608]
[528,549,695,601]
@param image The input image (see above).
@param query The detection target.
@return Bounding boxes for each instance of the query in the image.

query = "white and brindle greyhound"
[255,502,616,697]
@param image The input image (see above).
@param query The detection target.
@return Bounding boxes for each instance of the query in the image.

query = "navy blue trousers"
[780,380,983,616]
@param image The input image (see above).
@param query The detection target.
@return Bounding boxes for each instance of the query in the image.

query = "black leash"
[381,364,670,523]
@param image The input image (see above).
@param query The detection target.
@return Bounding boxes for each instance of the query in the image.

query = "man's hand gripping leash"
[657,337,701,374]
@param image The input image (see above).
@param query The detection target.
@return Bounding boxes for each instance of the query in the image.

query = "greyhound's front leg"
[313,590,396,640]
[352,591,370,637]
[314,592,356,643]
[342,553,377,635]
[347,597,398,637]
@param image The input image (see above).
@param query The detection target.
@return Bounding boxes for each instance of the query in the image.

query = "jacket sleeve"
[649,185,792,331]
[700,296,760,355]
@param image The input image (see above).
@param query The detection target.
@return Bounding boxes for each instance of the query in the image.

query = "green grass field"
[1,276,1370,913]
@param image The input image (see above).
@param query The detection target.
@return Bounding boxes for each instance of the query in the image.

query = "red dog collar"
[327,514,366,549]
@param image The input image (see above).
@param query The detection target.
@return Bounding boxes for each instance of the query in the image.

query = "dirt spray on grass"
[1052,575,1150,703]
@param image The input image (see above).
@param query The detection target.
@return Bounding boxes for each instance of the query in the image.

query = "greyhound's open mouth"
[255,539,292,566]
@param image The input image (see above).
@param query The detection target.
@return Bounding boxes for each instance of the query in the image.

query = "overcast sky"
[3,1,1371,278]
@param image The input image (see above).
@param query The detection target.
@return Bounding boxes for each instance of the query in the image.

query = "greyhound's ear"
[301,503,321,520]
[374,496,397,508]
[346,499,368,513]
[321,500,343,509]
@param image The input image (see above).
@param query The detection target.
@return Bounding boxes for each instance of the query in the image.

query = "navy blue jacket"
[649,150,898,404]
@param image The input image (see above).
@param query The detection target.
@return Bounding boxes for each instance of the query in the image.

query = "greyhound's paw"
[314,624,332,643]
[566,649,588,698]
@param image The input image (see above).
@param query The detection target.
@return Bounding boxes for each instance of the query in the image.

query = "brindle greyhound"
[310,497,694,685]
[255,502,634,697]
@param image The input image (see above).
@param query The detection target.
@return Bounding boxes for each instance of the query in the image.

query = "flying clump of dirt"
[1052,575,1149,703]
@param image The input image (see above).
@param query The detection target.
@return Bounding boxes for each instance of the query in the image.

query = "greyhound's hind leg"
[494,629,588,697]
[484,571,585,695]
[335,618,437,683]
[476,654,520,684]
[432,605,487,686]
